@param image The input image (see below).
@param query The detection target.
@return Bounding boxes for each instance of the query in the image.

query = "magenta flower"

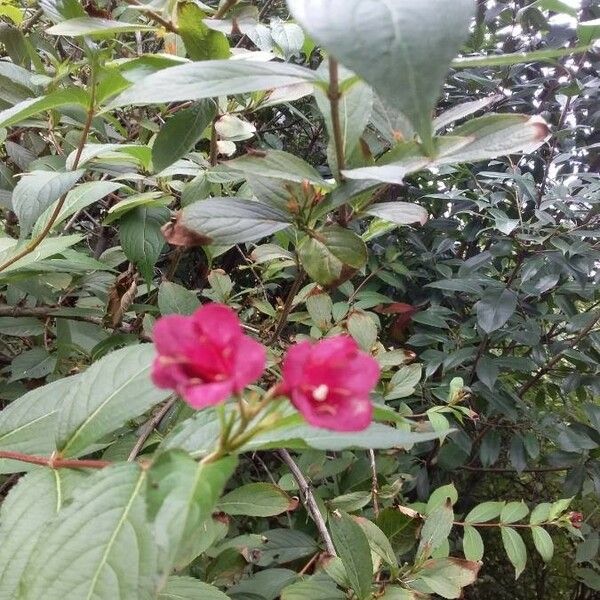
[280,336,380,432]
[152,304,266,409]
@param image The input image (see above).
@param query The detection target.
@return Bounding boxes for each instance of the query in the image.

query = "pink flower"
[280,336,380,432]
[152,304,266,409]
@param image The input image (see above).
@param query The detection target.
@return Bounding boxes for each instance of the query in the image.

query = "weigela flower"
[280,336,380,432]
[152,304,266,408]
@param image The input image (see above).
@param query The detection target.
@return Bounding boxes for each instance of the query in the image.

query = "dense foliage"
[0,0,599,598]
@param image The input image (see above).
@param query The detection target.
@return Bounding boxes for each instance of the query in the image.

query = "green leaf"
[330,511,373,600]
[500,501,529,524]
[464,501,505,523]
[347,310,377,351]
[433,95,501,132]
[0,317,44,337]
[376,509,417,555]
[417,501,454,559]
[104,192,170,224]
[531,526,554,563]
[427,484,458,513]
[152,100,216,173]
[578,19,600,45]
[413,558,480,599]
[148,451,236,571]
[0,88,89,128]
[0,469,86,598]
[32,180,122,237]
[365,202,428,226]
[288,0,474,154]
[159,577,230,600]
[56,343,171,457]
[181,198,292,245]
[12,169,85,237]
[462,526,484,562]
[435,114,550,164]
[257,529,318,566]
[281,578,345,600]
[451,44,592,68]
[119,206,169,285]
[228,568,297,600]
[108,60,317,108]
[9,347,55,382]
[385,364,422,400]
[501,527,527,579]
[379,587,419,599]
[217,483,296,517]
[47,17,155,36]
[353,516,398,571]
[21,464,157,600]
[178,1,230,61]
[158,281,201,315]
[529,503,551,525]
[0,377,72,472]
[0,235,83,277]
[475,288,518,334]
[214,149,328,186]
[298,225,367,287]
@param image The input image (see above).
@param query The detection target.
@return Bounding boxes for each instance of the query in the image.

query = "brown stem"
[518,312,600,397]
[267,267,304,344]
[0,450,110,470]
[0,73,97,273]
[209,117,219,167]
[459,464,574,473]
[279,449,337,556]
[124,0,178,33]
[327,57,349,225]
[368,449,380,518]
[212,0,239,19]
[128,397,178,461]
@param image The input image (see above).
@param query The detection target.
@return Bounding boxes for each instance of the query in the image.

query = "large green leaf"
[56,343,171,457]
[0,88,89,128]
[365,202,428,226]
[12,169,85,237]
[152,100,216,173]
[330,512,373,600]
[501,527,527,579]
[159,577,230,600]
[119,206,169,285]
[298,225,367,287]
[475,288,518,334]
[287,0,475,153]
[108,60,318,108]
[21,464,157,600]
[177,1,230,61]
[214,150,329,186]
[47,17,155,36]
[217,483,296,517]
[181,198,292,245]
[147,451,236,571]
[0,469,86,599]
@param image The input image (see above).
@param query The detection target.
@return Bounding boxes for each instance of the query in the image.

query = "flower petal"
[281,340,312,391]
[233,336,266,390]
[194,303,242,345]
[182,380,233,408]
[152,314,199,355]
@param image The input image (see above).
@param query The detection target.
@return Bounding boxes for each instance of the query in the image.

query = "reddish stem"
[0,451,111,470]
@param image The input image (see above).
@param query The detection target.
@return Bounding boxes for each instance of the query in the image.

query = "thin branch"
[518,312,600,397]
[128,397,178,461]
[21,8,44,33]
[124,0,178,33]
[368,449,380,518]
[267,267,304,344]
[212,0,239,20]
[459,464,574,473]
[278,449,337,556]
[0,451,110,470]
[0,71,97,273]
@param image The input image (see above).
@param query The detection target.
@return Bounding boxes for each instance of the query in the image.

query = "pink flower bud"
[280,336,380,432]
[568,511,583,528]
[151,304,266,409]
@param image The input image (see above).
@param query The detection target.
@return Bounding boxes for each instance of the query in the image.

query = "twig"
[212,0,239,20]
[518,312,600,397]
[0,70,97,273]
[124,0,178,33]
[21,7,43,33]
[278,449,337,556]
[209,117,219,167]
[327,57,349,225]
[128,397,178,461]
[368,449,380,518]
[0,451,110,470]
[459,464,574,473]
[267,267,304,344]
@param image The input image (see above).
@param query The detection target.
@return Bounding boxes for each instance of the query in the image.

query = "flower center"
[312,384,329,402]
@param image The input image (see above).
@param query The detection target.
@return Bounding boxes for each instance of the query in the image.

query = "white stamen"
[312,384,329,401]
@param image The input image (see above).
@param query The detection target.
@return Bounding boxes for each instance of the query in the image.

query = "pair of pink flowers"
[152,304,380,431]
